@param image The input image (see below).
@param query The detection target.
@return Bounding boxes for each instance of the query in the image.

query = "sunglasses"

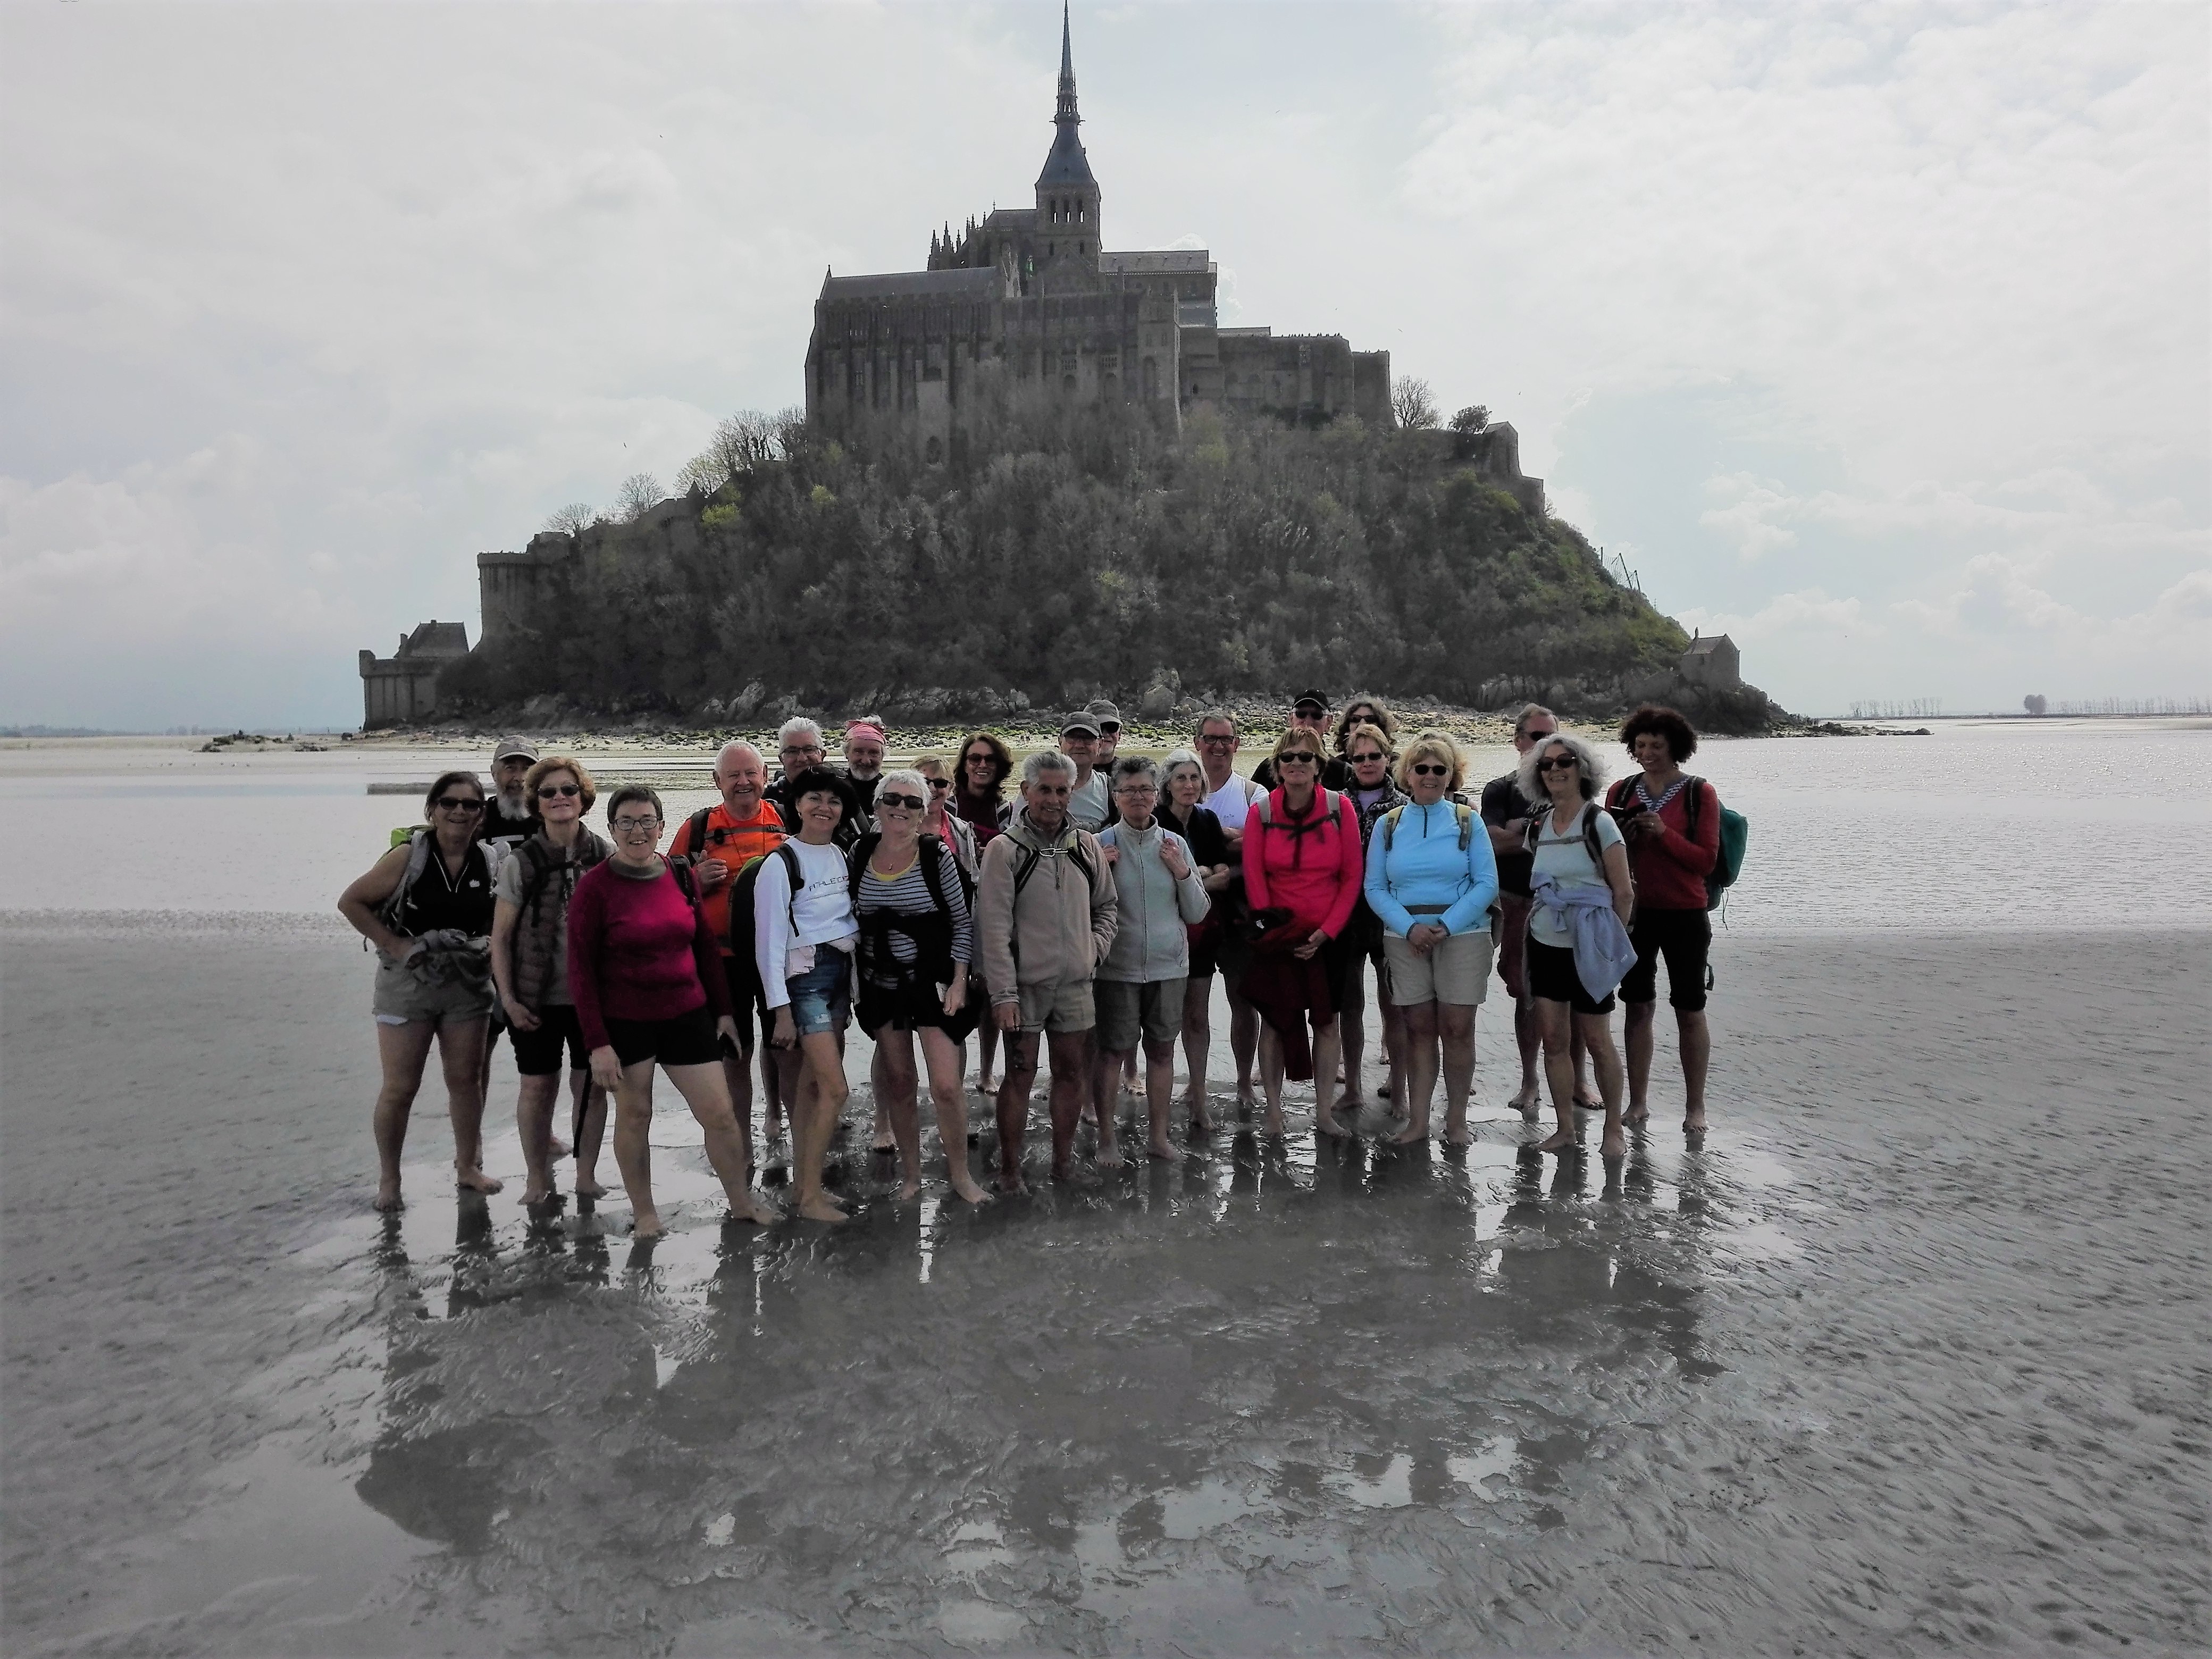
[1348,751,1387,765]
[535,783,581,799]
[1099,724,1120,735]
[433,796,484,812]
[1199,734,1236,745]
[1276,753,1320,768]
[1411,763,1449,777]
[1538,756,1581,773]
[878,792,926,812]
[927,777,952,790]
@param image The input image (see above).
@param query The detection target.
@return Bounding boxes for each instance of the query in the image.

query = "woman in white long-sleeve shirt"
[755,767,860,1224]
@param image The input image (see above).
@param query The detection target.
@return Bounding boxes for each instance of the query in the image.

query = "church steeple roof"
[1035,2,1096,190]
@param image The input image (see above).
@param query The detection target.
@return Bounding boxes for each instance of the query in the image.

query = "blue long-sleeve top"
[1362,800,1501,938]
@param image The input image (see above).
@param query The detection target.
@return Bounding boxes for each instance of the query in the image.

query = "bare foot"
[1573,1090,1603,1112]
[730,1194,781,1225]
[896,1178,921,1200]
[520,1183,554,1207]
[1624,1105,1650,1127]
[631,1210,667,1240]
[1149,1137,1176,1161]
[1444,1128,1473,1147]
[1236,1084,1259,1114]
[797,1193,847,1224]
[549,1135,571,1160]
[950,1174,991,1204]
[1315,1112,1351,1139]
[456,1167,505,1194]
[373,1183,404,1212]
[1262,1107,1286,1138]
[1602,1128,1628,1158]
[996,1171,1028,1195]
[573,1174,608,1199]
[1051,1157,1076,1182]
[1180,1093,1214,1132]
[1389,1120,1427,1145]
[1534,1128,1577,1154]
[1095,1142,1126,1170]
[1507,1083,1541,1116]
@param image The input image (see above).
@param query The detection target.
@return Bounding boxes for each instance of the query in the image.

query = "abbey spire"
[1034,2,1099,261]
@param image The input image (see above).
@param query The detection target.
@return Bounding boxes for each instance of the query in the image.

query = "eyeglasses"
[1113,784,1157,798]
[927,777,952,791]
[1348,751,1387,765]
[878,792,926,812]
[433,796,484,813]
[611,815,660,833]
[1411,763,1449,777]
[1199,734,1236,746]
[1538,756,1581,773]
[535,783,581,799]
[1276,753,1320,768]
[781,744,824,759]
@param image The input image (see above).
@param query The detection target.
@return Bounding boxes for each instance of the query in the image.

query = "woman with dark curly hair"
[1606,705,1721,1133]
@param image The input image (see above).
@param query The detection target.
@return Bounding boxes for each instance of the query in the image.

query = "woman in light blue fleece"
[1362,731,1499,1145]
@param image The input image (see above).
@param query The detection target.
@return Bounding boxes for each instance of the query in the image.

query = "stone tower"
[1034,3,1100,269]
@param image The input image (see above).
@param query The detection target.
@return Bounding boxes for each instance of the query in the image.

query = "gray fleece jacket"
[1095,819,1211,983]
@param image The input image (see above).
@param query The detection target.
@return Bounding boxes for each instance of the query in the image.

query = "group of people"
[341,692,1723,1228]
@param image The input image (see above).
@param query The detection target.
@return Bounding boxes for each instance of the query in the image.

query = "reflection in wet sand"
[326,1099,1753,1649]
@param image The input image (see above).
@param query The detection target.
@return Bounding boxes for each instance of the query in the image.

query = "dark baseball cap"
[1060,711,1102,737]
[1292,690,1329,715]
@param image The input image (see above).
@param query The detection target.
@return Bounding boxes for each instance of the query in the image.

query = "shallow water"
[2,718,2208,931]
[3,918,2206,1654]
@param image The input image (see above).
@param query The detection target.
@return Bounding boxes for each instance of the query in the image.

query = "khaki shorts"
[1095,977,1186,1053]
[1384,928,1493,1008]
[1010,977,1095,1035]
[372,958,494,1027]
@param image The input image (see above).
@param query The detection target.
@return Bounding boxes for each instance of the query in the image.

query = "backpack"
[1379,800,1474,855]
[511,830,612,921]
[847,832,968,987]
[377,828,496,933]
[1605,776,1748,912]
[1009,835,1097,900]
[1523,801,1610,874]
[719,842,805,1015]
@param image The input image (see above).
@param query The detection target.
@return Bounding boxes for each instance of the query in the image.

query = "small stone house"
[1679,632,1741,690]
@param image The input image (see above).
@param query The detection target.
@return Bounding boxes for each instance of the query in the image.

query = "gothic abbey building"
[804,9,1393,452]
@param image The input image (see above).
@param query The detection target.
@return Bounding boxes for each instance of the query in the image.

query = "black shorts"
[1621,907,1712,1011]
[510,1004,590,1076]
[602,1004,722,1069]
[717,954,773,1054]
[1525,937,1616,1016]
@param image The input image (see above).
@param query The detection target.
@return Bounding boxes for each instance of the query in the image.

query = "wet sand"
[2,918,2205,1655]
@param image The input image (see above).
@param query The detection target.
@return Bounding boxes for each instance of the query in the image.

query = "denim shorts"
[785,949,852,1037]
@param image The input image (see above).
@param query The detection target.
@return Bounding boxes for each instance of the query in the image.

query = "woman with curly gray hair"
[1515,731,1636,1159]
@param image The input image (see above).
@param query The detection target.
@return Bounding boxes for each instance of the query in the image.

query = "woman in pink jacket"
[1242,728,1366,1138]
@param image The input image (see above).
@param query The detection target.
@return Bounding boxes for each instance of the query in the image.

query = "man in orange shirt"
[668,740,792,1164]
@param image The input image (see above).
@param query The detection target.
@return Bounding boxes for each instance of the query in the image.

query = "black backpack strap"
[668,857,697,904]
[776,842,802,931]
[846,831,883,905]
[1012,844,1044,898]
[1683,774,1704,842]
[514,837,554,918]
[917,834,951,914]
[680,807,713,865]
[1582,802,1606,870]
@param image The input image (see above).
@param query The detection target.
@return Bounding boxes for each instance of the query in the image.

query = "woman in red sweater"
[1242,728,1367,1138]
[569,784,777,1237]
[1606,707,1722,1134]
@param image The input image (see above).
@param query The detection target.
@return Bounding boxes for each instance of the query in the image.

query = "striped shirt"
[856,841,973,981]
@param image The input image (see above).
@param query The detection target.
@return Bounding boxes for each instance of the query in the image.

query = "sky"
[2,0,2206,727]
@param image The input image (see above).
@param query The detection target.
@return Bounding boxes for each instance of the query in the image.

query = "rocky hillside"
[439,393,1781,733]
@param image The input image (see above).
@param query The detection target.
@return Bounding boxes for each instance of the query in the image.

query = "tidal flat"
[2,920,2204,1656]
